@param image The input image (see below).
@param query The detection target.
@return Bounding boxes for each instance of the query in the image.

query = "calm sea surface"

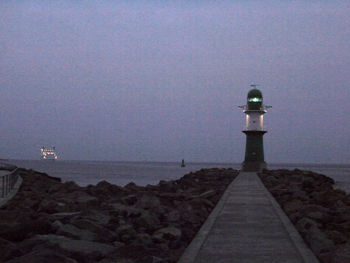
[4,160,350,193]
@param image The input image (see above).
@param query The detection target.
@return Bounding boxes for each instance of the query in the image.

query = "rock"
[0,167,239,262]
[332,221,350,234]
[291,190,308,201]
[282,200,303,214]
[5,248,78,263]
[334,207,350,223]
[93,180,125,197]
[305,225,335,255]
[0,237,23,261]
[38,199,62,213]
[295,217,319,236]
[168,239,182,249]
[71,218,116,242]
[300,204,328,214]
[70,191,98,204]
[52,220,63,231]
[124,182,142,192]
[29,234,117,261]
[335,200,346,208]
[111,203,142,218]
[0,218,53,242]
[197,190,216,199]
[122,195,138,206]
[166,210,180,222]
[288,211,303,223]
[17,236,52,254]
[59,181,80,193]
[305,211,325,221]
[135,194,161,210]
[319,251,333,263]
[264,175,280,186]
[56,223,97,241]
[131,233,152,246]
[153,227,181,241]
[99,258,134,263]
[83,210,111,225]
[113,241,125,248]
[342,195,350,206]
[332,241,350,263]
[136,255,166,263]
[158,180,177,193]
[326,230,348,245]
[133,211,160,231]
[311,190,346,207]
[188,198,210,217]
[116,225,137,242]
[50,212,82,221]
[200,198,215,209]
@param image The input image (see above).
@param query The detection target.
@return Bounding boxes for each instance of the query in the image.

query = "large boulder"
[332,241,350,263]
[111,203,142,218]
[71,218,116,242]
[133,211,160,231]
[326,230,348,245]
[55,222,97,241]
[0,237,23,261]
[28,234,117,262]
[91,180,126,198]
[0,218,53,242]
[305,225,335,255]
[136,255,167,263]
[60,191,98,206]
[130,233,152,247]
[6,249,77,263]
[295,217,319,236]
[153,227,181,241]
[135,194,161,210]
[166,210,181,223]
[116,225,137,243]
[311,189,346,207]
[122,195,138,206]
[282,200,303,214]
[99,258,134,263]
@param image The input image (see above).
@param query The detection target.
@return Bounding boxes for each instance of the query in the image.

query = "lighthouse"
[239,85,271,171]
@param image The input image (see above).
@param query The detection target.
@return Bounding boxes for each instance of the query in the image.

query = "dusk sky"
[1,1,349,163]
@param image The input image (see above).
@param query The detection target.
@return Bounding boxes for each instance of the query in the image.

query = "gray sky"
[1,1,350,163]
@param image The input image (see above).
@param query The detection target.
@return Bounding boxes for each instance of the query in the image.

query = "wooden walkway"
[179,172,319,263]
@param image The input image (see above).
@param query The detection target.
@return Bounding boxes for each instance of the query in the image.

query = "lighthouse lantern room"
[239,85,271,171]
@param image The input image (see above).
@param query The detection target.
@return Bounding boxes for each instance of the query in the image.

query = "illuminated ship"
[40,146,58,160]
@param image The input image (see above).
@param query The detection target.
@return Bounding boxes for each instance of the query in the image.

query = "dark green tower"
[239,86,271,171]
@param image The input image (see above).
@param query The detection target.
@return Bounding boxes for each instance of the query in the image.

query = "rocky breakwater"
[259,169,350,263]
[0,167,238,263]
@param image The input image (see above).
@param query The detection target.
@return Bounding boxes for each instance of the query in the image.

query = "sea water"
[6,160,350,193]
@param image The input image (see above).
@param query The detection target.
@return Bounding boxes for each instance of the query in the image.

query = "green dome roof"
[247,88,263,98]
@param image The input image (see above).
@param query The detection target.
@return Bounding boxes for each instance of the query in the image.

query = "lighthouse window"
[248,97,262,102]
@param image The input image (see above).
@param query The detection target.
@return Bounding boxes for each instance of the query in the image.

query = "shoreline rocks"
[259,169,350,263]
[3,167,347,262]
[0,167,238,263]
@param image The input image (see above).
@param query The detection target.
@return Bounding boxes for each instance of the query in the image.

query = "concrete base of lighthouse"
[242,161,267,172]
